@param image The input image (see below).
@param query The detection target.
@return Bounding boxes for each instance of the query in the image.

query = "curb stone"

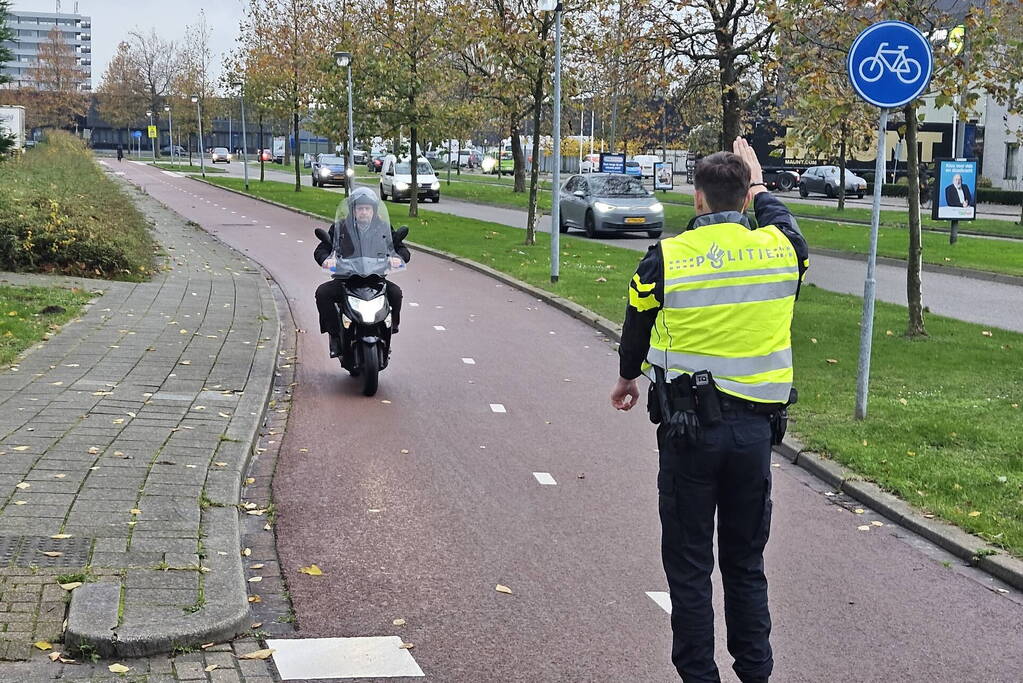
[62,173,283,658]
[192,175,1023,595]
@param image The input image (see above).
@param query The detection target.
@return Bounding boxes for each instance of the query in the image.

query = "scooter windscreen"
[328,187,405,278]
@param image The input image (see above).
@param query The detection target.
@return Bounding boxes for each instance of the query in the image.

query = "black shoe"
[390,324,399,335]
[329,335,341,358]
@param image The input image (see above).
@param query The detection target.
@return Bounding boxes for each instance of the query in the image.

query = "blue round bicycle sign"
[847,20,932,108]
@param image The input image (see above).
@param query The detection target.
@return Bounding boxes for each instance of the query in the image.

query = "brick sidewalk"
[0,180,284,678]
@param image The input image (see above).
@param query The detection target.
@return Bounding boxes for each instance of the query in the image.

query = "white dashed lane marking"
[533,472,557,486]
[646,591,671,614]
[266,636,424,679]
[433,326,446,331]
[461,358,475,365]
[489,404,506,413]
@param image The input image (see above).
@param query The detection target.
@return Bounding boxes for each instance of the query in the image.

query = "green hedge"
[0,132,154,280]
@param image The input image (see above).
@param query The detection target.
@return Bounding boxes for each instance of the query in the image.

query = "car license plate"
[625,217,645,224]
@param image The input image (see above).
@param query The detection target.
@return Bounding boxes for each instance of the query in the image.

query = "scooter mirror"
[394,226,409,241]
[314,227,331,244]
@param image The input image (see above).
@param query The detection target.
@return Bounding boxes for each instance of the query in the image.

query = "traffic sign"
[147,125,157,139]
[847,20,932,109]
[131,130,142,139]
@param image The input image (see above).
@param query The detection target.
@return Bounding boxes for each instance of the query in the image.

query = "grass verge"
[0,132,154,280]
[402,175,1023,278]
[149,162,227,174]
[0,285,92,367]
[202,175,1023,556]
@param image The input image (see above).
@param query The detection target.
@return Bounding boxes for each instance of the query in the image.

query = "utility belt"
[648,367,796,445]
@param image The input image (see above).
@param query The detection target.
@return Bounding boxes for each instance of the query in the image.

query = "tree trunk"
[838,122,847,211]
[293,110,301,192]
[904,102,926,337]
[719,55,741,147]
[609,90,619,153]
[525,72,545,246]
[511,124,525,193]
[409,125,419,218]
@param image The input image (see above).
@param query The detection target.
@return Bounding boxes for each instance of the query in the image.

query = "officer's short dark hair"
[694,152,751,212]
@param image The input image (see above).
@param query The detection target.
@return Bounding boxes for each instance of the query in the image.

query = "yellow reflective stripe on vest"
[646,222,798,404]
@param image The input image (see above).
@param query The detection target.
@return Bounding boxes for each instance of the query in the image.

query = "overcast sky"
[12,0,247,89]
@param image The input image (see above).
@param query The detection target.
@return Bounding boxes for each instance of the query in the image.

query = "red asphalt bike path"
[114,161,1023,682]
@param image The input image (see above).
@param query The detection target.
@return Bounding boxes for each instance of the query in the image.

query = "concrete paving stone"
[210,668,244,683]
[129,537,198,554]
[89,551,163,568]
[92,538,129,553]
[173,659,208,679]
[202,651,236,669]
[124,587,197,606]
[125,570,198,591]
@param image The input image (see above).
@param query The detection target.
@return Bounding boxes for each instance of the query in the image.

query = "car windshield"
[394,161,433,175]
[319,156,344,165]
[501,152,512,160]
[214,148,228,153]
[590,175,648,197]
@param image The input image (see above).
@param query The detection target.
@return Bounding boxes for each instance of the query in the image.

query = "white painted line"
[646,591,671,614]
[114,171,125,176]
[461,358,475,365]
[266,636,424,679]
[409,302,419,307]
[433,325,446,331]
[533,472,557,486]
[160,170,181,177]
[489,403,506,413]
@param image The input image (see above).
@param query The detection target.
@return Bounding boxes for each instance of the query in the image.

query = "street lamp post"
[334,51,356,196]
[540,0,563,283]
[146,110,155,163]
[232,82,250,191]
[164,104,173,165]
[191,95,206,178]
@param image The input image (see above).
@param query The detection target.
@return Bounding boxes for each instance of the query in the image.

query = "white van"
[632,154,661,178]
[379,155,441,203]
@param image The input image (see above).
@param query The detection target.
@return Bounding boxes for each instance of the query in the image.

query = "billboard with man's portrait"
[932,159,978,221]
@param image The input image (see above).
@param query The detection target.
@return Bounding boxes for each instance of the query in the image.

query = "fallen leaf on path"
[34,641,52,651]
[130,509,141,515]
[59,582,82,591]
[399,642,415,650]
[237,648,275,660]
[41,551,62,557]
[251,622,263,629]
[400,449,410,454]
[15,482,30,489]
[248,595,262,603]
[108,663,130,673]
[495,584,513,594]
[393,618,406,626]
[242,548,251,556]
[58,657,76,664]
[857,525,871,531]
[853,508,865,514]
[968,511,982,517]
[871,521,884,527]
[381,400,392,404]
[48,652,61,661]
[248,576,262,583]
[205,664,219,672]
[299,564,323,576]
[898,398,908,406]
[245,477,255,485]
[214,462,227,467]
[13,446,29,451]
[50,533,72,539]
[250,563,264,570]
[982,330,993,337]
[825,358,838,364]
[88,447,100,454]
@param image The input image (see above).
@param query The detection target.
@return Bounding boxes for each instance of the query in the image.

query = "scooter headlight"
[347,295,388,323]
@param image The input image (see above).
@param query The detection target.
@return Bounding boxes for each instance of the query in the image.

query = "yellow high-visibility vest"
[642,221,801,403]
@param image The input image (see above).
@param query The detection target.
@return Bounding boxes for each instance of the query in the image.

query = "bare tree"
[32,26,89,129]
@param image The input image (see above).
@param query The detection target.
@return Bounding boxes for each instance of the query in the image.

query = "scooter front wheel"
[360,341,379,396]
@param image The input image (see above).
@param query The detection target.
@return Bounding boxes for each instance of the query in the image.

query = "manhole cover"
[0,535,92,568]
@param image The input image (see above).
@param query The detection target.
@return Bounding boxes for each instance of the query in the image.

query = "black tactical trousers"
[657,409,774,683]
[315,278,402,337]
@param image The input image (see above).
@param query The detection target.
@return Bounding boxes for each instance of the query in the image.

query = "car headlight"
[394,181,409,191]
[593,201,616,213]
[431,181,440,190]
[649,202,663,212]
[319,168,330,176]
[481,158,497,172]
[346,168,354,177]
[347,295,387,323]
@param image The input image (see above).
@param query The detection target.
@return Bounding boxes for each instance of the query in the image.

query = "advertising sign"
[599,152,625,174]
[654,162,673,191]
[272,136,286,159]
[932,159,977,221]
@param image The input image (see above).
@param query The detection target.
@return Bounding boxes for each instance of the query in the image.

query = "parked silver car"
[799,165,867,199]
[559,173,664,238]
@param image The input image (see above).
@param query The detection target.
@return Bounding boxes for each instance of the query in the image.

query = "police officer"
[611,137,808,683]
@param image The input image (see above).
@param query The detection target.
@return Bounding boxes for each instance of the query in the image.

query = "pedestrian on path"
[610,138,809,683]
[116,144,124,162]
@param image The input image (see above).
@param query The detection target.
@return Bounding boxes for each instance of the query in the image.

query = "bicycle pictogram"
[857,42,923,84]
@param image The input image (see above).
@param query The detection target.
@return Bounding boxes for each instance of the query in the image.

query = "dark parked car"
[558,173,664,238]
[160,145,186,156]
[311,154,351,188]
[799,165,867,199]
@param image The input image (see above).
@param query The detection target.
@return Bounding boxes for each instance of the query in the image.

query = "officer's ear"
[694,189,706,214]
[742,189,753,213]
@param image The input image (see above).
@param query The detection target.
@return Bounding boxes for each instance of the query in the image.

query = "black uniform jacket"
[314,220,412,267]
[618,192,809,380]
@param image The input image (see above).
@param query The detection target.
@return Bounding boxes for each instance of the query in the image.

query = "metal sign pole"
[550,4,562,283]
[854,108,889,420]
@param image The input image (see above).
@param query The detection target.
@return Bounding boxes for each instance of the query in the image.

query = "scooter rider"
[314,188,410,357]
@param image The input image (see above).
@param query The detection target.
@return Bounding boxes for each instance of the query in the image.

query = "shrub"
[0,131,153,280]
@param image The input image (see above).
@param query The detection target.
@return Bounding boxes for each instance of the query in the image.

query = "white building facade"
[1,10,92,91]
